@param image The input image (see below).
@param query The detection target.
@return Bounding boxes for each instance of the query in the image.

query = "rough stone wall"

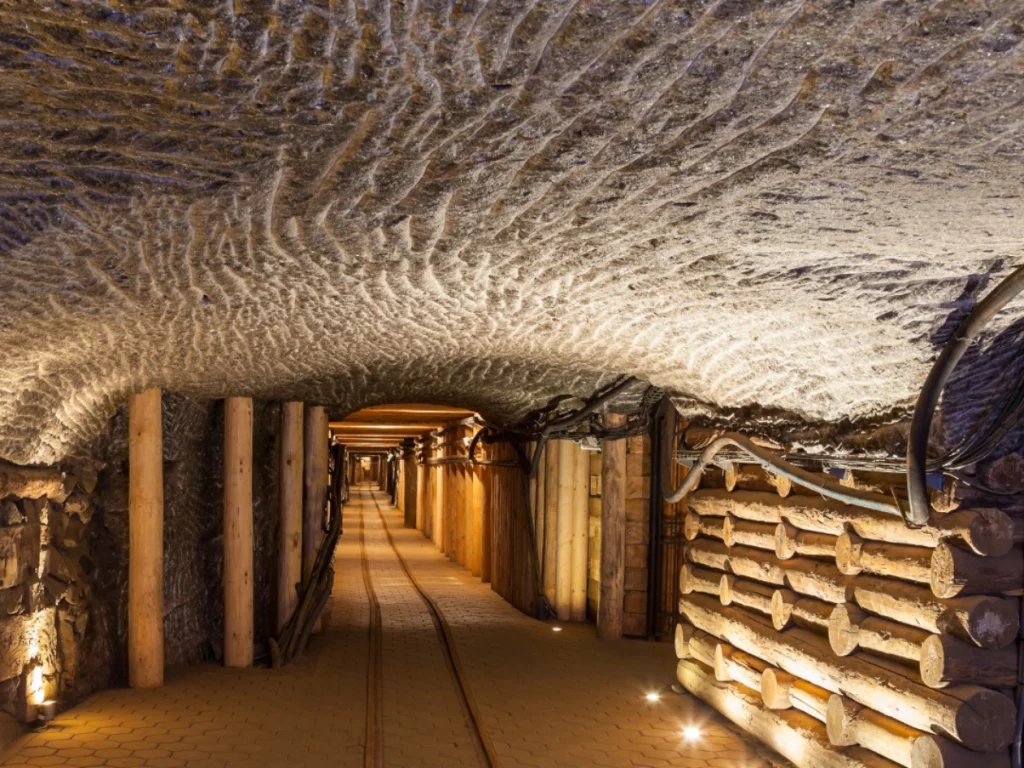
[0,468,108,728]
[1,1,1023,467]
[0,394,281,728]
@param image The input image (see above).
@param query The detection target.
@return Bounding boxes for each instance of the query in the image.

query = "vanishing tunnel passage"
[3,1,1024,767]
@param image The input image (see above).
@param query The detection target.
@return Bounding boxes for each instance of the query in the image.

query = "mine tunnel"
[2,2,1024,767]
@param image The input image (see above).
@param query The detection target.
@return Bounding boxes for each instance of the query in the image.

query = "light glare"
[552,626,562,632]
[682,726,701,742]
[645,692,661,702]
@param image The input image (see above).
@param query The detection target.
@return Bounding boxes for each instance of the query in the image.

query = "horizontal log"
[930,542,1024,598]
[782,557,854,603]
[0,463,67,500]
[918,633,1018,689]
[772,591,833,632]
[827,694,1010,768]
[839,471,960,516]
[775,520,837,560]
[836,532,932,584]
[688,539,853,603]
[725,463,792,496]
[683,511,725,542]
[685,538,787,585]
[674,622,695,659]
[685,537,730,571]
[687,491,1015,556]
[678,593,1016,752]
[723,516,776,550]
[761,667,832,719]
[678,563,721,597]
[687,628,718,667]
[849,575,1018,649]
[721,575,775,617]
[827,694,919,767]
[714,642,768,690]
[677,660,899,768]
[828,604,930,663]
[727,544,788,585]
[910,736,1011,768]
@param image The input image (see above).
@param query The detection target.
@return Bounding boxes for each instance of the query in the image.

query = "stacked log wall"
[675,463,1020,768]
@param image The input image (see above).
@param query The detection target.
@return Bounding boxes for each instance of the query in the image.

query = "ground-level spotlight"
[645,692,661,703]
[681,726,701,742]
[552,626,562,632]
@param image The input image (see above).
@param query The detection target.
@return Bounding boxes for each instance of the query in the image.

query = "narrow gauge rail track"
[356,485,499,768]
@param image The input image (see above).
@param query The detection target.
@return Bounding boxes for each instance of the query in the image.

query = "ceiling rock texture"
[1,0,1023,464]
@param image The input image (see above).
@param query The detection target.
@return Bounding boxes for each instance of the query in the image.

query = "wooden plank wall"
[674,451,1020,767]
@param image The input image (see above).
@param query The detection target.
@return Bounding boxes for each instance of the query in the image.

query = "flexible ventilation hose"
[663,432,904,516]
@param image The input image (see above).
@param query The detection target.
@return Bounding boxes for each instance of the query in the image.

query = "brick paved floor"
[3,488,771,768]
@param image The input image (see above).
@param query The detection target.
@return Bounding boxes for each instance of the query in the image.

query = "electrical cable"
[908,263,1024,527]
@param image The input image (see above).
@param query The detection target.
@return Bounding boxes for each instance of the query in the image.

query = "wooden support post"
[570,439,589,622]
[223,397,253,668]
[278,402,303,633]
[470,459,484,577]
[416,460,427,532]
[598,414,627,639]
[303,405,328,584]
[555,440,575,620]
[128,387,164,689]
[543,444,559,607]
[534,442,547,573]
[480,441,492,583]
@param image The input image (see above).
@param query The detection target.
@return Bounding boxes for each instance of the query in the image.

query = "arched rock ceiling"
[1,0,1023,464]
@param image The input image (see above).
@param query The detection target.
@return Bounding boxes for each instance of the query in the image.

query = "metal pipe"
[907,264,1024,526]
[663,432,904,516]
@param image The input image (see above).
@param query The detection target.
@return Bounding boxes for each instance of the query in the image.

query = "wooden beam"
[570,440,589,622]
[278,402,303,633]
[128,387,164,689]
[223,397,253,668]
[303,406,329,586]
[598,413,627,639]
[555,440,575,621]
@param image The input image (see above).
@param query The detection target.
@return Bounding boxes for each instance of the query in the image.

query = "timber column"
[598,413,627,639]
[128,387,164,688]
[303,405,329,583]
[278,402,304,632]
[223,397,253,668]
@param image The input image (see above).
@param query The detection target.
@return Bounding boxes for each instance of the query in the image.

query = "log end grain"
[964,508,1014,558]
[827,603,865,657]
[720,573,736,606]
[684,511,701,541]
[760,667,795,710]
[771,589,796,631]
[722,514,737,547]
[835,531,865,576]
[957,597,1020,649]
[675,622,695,659]
[911,734,1012,768]
[824,694,860,747]
[774,521,798,560]
[951,686,1017,752]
